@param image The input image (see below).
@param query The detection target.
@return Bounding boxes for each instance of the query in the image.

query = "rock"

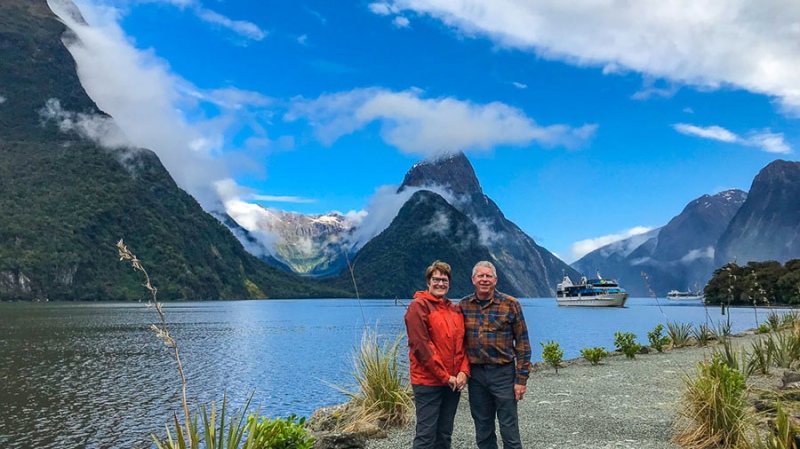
[349,420,388,439]
[306,403,350,432]
[312,431,367,449]
[639,346,650,355]
[781,370,800,389]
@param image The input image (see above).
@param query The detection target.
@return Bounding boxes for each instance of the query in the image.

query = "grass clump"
[668,321,693,348]
[748,338,773,376]
[760,323,773,334]
[647,324,671,353]
[614,331,642,359]
[540,340,564,373]
[580,347,608,366]
[673,354,749,449]
[692,324,714,347]
[340,328,412,431]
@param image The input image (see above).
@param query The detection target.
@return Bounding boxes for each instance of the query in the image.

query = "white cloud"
[297,34,309,45]
[569,226,654,263]
[683,107,694,114]
[511,81,527,89]
[673,124,738,142]
[0,95,6,104]
[251,194,316,204]
[674,123,791,154]
[393,16,411,28]
[422,210,450,236]
[368,2,397,16]
[375,1,800,113]
[194,7,266,41]
[287,88,597,158]
[47,0,277,211]
[39,98,131,148]
[681,246,715,263]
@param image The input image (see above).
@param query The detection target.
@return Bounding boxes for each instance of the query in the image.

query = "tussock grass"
[668,321,693,348]
[673,355,750,449]
[339,328,412,431]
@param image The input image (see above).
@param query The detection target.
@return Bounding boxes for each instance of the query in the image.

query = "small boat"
[556,272,629,307]
[666,289,704,301]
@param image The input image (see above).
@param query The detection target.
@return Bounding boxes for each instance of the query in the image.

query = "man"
[460,261,532,449]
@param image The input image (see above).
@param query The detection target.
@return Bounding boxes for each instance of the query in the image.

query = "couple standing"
[404,260,532,449]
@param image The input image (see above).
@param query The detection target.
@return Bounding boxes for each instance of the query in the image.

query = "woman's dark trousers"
[412,384,461,449]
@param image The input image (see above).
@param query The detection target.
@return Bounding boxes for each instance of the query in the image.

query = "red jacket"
[404,291,470,386]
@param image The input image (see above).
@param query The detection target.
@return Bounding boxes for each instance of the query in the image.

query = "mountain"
[716,160,800,265]
[324,190,500,298]
[573,189,747,296]
[254,208,353,277]
[396,152,580,297]
[0,0,344,300]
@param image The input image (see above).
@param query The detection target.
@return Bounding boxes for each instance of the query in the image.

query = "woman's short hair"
[426,260,452,282]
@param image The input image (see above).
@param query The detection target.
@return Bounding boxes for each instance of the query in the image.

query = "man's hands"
[514,383,526,401]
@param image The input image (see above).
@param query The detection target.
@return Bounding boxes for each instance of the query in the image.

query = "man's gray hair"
[472,261,497,277]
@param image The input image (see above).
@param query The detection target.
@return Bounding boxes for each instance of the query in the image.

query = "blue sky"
[46,0,800,263]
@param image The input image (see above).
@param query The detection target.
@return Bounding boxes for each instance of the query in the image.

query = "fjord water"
[0,298,791,448]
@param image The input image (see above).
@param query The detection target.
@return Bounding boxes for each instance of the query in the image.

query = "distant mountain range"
[573,160,800,298]
[2,0,798,301]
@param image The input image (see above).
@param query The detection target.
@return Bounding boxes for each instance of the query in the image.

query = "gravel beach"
[366,333,766,449]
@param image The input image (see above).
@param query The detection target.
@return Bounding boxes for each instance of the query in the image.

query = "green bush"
[691,324,713,346]
[580,347,608,365]
[759,323,772,334]
[540,340,564,373]
[647,324,671,353]
[247,415,314,449]
[614,331,642,359]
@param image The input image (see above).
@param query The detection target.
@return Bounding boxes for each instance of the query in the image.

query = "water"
[0,297,790,448]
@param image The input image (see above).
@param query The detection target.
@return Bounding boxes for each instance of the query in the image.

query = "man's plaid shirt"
[459,291,532,385]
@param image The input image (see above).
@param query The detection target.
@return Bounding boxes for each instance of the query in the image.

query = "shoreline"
[365,331,771,449]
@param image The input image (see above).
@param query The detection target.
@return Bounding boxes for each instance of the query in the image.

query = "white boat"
[666,289,704,301]
[556,272,629,307]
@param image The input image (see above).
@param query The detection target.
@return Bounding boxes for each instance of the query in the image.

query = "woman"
[404,260,469,449]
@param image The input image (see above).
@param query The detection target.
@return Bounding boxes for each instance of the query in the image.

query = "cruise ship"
[556,272,629,307]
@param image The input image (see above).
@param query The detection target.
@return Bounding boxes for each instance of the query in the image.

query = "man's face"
[472,266,497,298]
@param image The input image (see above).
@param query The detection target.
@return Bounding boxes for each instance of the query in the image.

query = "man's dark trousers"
[468,363,522,449]
[412,384,461,449]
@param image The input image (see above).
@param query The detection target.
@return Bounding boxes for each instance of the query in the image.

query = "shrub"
[647,324,671,353]
[692,324,713,347]
[673,354,749,449]
[540,340,564,373]
[667,321,693,348]
[759,323,772,334]
[247,414,314,449]
[614,331,642,359]
[713,339,753,380]
[748,338,773,376]
[767,311,783,332]
[712,320,732,341]
[759,401,798,449]
[580,347,608,365]
[340,328,412,430]
[766,333,800,369]
[153,392,259,449]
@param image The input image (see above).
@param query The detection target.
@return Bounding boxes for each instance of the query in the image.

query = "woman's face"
[426,269,450,298]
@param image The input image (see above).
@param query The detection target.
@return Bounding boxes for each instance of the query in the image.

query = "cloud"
[287,88,597,158]
[393,16,411,28]
[421,210,450,236]
[251,194,316,204]
[194,7,266,41]
[569,226,654,263]
[674,123,791,154]
[512,82,527,89]
[39,98,131,148]
[0,95,6,104]
[368,2,397,16]
[374,1,800,113]
[130,0,265,40]
[297,34,309,45]
[681,246,715,263]
[48,0,277,211]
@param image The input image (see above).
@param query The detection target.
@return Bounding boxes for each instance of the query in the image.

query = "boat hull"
[556,293,629,307]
